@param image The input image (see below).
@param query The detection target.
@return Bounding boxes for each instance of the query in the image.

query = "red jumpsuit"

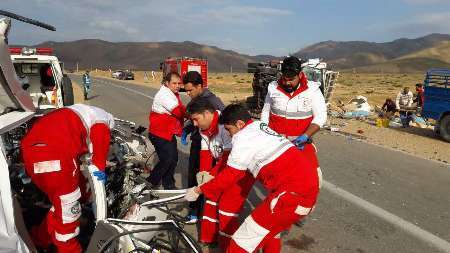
[261,72,327,169]
[200,121,320,253]
[20,104,114,253]
[198,112,254,250]
[148,84,185,141]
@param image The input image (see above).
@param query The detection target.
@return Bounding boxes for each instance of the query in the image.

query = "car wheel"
[439,114,450,142]
[62,74,74,105]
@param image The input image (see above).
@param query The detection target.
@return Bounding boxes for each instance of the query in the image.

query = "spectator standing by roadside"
[414,83,424,108]
[82,70,92,100]
[182,71,225,224]
[147,72,186,189]
[396,87,414,127]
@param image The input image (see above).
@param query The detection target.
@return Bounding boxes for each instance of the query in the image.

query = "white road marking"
[323,181,450,253]
[250,178,450,252]
[94,78,154,99]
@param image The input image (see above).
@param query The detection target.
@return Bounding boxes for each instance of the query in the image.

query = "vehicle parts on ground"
[246,58,339,117]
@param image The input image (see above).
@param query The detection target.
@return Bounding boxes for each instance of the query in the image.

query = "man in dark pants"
[148,72,185,189]
[182,71,225,223]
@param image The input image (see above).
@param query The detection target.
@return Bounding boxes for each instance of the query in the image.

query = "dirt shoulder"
[327,117,449,163]
[72,80,85,104]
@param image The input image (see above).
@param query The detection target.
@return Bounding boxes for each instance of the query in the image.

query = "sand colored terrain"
[333,72,424,105]
[79,70,253,104]
[72,80,84,104]
[79,70,449,163]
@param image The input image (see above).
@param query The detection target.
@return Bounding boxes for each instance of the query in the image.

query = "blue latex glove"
[92,170,107,184]
[181,128,189,145]
[294,134,309,150]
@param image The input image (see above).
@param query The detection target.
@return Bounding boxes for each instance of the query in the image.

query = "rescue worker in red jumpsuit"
[148,72,186,189]
[186,98,254,250]
[261,56,327,168]
[21,104,114,253]
[185,104,321,253]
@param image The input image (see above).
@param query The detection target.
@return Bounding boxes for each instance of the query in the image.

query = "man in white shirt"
[396,87,414,127]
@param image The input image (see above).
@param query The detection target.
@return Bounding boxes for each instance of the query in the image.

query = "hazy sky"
[2,0,450,56]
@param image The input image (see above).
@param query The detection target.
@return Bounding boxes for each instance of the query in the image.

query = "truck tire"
[62,74,74,105]
[439,115,450,142]
[246,96,257,109]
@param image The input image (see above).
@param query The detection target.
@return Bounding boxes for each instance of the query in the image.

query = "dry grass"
[85,70,426,107]
[332,72,424,106]
[72,80,84,104]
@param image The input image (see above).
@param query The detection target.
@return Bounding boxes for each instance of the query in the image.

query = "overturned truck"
[246,58,339,117]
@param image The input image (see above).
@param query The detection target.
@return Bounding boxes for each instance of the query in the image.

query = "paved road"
[71,75,450,253]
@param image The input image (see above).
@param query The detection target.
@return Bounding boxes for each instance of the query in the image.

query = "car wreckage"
[246,58,339,117]
[0,11,201,253]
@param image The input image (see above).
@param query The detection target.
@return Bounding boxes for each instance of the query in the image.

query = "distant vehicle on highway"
[422,68,450,142]
[112,69,134,80]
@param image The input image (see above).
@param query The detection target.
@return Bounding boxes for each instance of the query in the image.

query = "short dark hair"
[416,83,423,87]
[164,72,181,83]
[183,71,203,86]
[219,104,251,125]
[186,97,215,115]
[281,56,303,78]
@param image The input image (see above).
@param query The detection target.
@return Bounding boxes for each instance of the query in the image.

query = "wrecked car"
[0,11,201,253]
[246,58,339,117]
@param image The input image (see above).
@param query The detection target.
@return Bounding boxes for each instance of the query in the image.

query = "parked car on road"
[112,70,122,79]
[112,70,134,80]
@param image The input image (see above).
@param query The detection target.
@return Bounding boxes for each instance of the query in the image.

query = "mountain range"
[30,33,450,73]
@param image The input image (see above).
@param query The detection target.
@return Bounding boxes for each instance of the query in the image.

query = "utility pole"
[76,62,79,72]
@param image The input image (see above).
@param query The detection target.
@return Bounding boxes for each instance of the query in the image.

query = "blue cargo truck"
[422,68,450,142]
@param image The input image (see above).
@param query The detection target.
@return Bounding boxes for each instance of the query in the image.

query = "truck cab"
[160,57,208,87]
[422,68,450,142]
[246,58,339,117]
[10,47,74,111]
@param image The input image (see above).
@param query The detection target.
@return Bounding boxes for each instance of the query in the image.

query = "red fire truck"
[160,57,208,87]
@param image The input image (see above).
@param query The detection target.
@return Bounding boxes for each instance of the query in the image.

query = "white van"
[10,47,74,110]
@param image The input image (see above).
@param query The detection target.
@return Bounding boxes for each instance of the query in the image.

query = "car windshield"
[303,66,323,83]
